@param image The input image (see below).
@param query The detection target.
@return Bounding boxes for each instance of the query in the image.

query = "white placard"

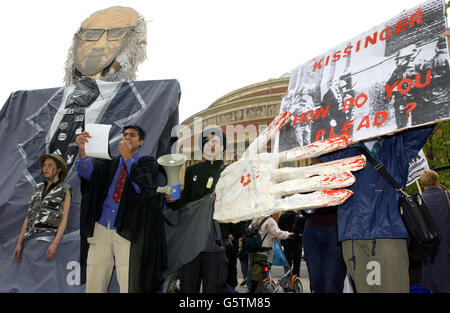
[406,149,429,186]
[85,123,112,160]
[279,0,449,151]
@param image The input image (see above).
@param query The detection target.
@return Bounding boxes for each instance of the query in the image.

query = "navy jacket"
[321,126,434,242]
[421,186,450,292]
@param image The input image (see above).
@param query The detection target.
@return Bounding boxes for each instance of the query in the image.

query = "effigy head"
[64,6,147,85]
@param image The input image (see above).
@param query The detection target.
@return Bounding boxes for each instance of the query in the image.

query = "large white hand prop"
[213,111,366,223]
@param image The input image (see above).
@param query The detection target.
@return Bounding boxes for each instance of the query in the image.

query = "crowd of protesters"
[13,123,449,294]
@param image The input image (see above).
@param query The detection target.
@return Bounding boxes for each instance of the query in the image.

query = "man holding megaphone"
[165,128,229,293]
[165,130,226,206]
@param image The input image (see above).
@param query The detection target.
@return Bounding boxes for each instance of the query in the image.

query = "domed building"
[177,74,312,222]
[179,74,300,165]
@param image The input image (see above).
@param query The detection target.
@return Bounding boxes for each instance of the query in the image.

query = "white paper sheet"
[85,123,112,160]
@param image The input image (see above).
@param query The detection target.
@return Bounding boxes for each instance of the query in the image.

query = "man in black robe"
[76,125,167,292]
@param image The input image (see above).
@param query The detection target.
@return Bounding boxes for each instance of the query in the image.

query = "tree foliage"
[406,120,450,194]
[423,120,450,185]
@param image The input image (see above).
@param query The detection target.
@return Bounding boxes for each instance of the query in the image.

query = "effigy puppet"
[0,6,180,292]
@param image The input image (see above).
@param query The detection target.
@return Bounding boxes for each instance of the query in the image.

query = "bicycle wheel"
[280,276,291,292]
[262,280,275,293]
[293,276,303,293]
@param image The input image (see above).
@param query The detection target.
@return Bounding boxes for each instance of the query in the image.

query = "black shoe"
[249,281,259,293]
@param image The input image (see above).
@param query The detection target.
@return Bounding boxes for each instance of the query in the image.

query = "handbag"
[356,145,442,260]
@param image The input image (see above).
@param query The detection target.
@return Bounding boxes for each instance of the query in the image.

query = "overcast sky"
[0,0,432,122]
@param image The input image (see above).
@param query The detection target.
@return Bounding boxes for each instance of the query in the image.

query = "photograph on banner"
[279,0,449,151]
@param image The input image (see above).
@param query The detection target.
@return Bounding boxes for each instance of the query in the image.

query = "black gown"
[79,155,167,292]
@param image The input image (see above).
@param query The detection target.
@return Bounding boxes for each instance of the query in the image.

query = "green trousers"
[342,239,410,293]
[249,252,268,293]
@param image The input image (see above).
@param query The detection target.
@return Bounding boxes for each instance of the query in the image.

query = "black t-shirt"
[178,160,225,208]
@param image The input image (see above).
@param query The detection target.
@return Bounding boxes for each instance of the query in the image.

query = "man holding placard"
[275,1,450,292]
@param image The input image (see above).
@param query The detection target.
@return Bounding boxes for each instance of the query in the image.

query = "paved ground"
[234,259,311,293]
[165,258,311,293]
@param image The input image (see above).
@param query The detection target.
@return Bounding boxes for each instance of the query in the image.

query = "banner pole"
[416,180,422,195]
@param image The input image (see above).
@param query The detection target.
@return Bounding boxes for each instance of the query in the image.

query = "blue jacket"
[320,126,434,242]
[421,186,450,292]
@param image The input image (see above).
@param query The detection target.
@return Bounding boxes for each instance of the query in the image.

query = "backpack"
[242,217,270,253]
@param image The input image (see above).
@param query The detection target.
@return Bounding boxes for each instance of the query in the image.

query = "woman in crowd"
[248,215,293,293]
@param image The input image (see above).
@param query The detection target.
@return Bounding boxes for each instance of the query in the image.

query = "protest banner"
[406,149,430,186]
[279,0,449,151]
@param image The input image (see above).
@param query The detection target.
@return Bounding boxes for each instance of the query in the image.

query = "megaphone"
[156,154,187,200]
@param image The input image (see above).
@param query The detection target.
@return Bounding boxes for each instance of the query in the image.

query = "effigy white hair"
[63,14,147,86]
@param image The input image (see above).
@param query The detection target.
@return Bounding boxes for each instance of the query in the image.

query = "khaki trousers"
[342,239,409,293]
[86,223,131,293]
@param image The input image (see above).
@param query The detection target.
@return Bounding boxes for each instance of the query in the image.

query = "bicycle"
[260,240,303,293]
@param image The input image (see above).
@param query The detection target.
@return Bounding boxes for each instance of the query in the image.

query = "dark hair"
[123,125,146,141]
[199,128,227,151]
